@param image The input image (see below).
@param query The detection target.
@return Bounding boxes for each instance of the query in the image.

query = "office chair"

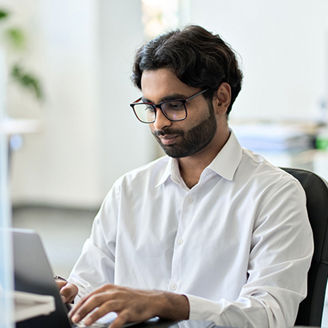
[281,167,328,326]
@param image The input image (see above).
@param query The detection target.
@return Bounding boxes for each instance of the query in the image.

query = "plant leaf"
[11,64,44,101]
[0,9,9,20]
[5,27,25,48]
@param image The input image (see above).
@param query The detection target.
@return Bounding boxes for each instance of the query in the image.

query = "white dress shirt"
[68,131,313,328]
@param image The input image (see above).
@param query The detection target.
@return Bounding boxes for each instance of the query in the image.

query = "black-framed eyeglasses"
[130,89,209,124]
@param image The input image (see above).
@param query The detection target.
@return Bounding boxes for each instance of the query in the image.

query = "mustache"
[153,128,184,137]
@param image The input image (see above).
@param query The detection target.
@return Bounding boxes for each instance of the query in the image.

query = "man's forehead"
[140,69,198,102]
[141,68,180,87]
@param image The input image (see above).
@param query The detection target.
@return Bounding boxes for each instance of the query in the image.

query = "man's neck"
[177,129,230,189]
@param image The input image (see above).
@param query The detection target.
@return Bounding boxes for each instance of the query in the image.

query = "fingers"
[55,280,67,290]
[55,279,69,303]
[73,301,130,328]
[69,284,115,318]
[83,301,121,326]
[111,310,130,328]
[69,285,156,328]
[60,283,79,303]
[70,292,115,323]
[68,291,96,318]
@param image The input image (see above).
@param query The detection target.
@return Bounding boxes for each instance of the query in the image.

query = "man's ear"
[213,82,231,115]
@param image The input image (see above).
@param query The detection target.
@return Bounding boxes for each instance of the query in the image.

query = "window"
[141,0,180,39]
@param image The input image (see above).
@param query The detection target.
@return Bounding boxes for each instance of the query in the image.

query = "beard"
[152,102,217,158]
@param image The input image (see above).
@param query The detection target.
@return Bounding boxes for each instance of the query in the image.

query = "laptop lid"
[12,228,72,328]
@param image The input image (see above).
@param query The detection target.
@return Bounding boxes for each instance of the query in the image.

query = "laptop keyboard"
[74,322,109,328]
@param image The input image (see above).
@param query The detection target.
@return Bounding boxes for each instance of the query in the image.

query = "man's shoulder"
[114,155,169,188]
[239,148,303,191]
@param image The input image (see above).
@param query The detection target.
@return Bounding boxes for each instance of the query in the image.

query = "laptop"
[12,228,138,328]
[12,228,231,328]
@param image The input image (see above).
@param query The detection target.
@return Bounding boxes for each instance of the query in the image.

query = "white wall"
[97,0,156,194]
[7,0,153,207]
[188,0,328,122]
[8,0,103,207]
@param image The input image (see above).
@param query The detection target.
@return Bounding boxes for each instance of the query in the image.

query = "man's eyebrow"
[141,93,188,103]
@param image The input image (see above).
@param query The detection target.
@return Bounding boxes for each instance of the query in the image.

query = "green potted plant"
[0,8,43,101]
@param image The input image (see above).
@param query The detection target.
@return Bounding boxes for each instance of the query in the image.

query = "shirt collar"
[155,130,243,187]
[155,157,177,188]
[206,131,242,181]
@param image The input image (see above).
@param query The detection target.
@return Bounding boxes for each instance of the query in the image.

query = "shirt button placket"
[170,192,193,293]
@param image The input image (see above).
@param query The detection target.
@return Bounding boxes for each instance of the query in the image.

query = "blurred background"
[1,0,328,309]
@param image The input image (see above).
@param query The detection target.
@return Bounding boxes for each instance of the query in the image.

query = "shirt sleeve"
[186,176,314,328]
[67,183,120,299]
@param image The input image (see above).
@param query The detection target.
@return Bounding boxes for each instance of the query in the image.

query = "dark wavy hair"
[132,25,243,115]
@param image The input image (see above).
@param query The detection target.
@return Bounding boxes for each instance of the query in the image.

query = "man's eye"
[164,101,184,111]
[145,105,155,112]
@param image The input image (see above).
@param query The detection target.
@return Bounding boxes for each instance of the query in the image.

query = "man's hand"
[68,284,189,328]
[55,278,79,304]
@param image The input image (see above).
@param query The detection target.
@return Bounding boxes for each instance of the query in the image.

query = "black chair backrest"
[281,168,328,326]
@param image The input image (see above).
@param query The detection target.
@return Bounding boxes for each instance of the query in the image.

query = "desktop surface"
[16,317,320,328]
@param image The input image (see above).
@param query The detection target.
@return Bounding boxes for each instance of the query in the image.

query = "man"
[58,25,313,328]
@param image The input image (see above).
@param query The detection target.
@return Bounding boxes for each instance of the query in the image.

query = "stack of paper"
[232,123,313,153]
[14,290,55,322]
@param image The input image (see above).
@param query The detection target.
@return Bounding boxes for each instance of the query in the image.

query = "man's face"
[141,69,217,158]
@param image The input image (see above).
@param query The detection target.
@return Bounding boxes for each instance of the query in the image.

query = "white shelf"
[13,290,55,322]
[0,118,40,135]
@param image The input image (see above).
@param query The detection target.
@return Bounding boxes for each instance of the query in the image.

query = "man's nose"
[152,108,172,131]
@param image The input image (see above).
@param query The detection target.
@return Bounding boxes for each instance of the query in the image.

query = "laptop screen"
[12,228,72,328]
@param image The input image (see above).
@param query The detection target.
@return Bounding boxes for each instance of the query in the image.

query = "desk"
[15,317,320,328]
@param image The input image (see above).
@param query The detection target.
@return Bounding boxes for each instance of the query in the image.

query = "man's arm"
[186,177,313,328]
[69,284,189,328]
[66,186,119,299]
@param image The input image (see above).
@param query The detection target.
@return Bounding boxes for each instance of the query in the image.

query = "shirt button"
[177,238,183,245]
[171,283,177,291]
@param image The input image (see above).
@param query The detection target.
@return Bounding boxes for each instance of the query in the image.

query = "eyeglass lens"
[133,100,186,123]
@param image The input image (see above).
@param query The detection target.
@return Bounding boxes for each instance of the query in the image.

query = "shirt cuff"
[66,276,90,301]
[185,294,224,322]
